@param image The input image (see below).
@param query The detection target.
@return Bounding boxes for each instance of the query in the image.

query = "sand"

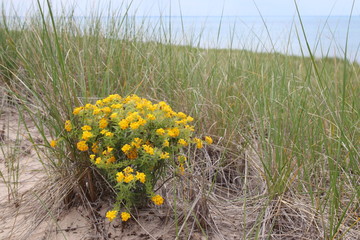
[0,104,209,240]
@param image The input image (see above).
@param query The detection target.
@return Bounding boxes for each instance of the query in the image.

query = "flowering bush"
[58,94,212,222]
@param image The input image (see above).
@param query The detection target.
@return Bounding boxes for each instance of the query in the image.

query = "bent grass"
[0,1,359,239]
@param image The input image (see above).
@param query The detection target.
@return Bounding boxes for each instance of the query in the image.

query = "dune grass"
[0,1,359,239]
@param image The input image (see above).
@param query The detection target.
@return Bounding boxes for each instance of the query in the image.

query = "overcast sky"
[1,0,359,17]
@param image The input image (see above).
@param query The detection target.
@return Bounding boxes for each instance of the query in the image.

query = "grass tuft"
[0,1,359,239]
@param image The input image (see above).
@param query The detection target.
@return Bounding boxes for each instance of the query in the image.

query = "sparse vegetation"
[0,1,359,239]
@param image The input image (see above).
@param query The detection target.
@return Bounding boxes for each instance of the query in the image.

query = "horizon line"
[4,14,357,18]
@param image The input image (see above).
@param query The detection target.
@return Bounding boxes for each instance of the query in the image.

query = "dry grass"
[0,107,359,239]
[1,2,359,239]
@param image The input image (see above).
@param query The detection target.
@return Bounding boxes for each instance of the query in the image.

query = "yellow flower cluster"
[116,166,146,184]
[99,118,108,129]
[160,152,170,159]
[151,194,164,205]
[142,144,154,155]
[65,120,72,132]
[156,128,165,135]
[121,144,131,153]
[82,131,93,140]
[50,140,57,148]
[67,93,204,155]
[121,212,131,222]
[135,172,146,183]
[178,139,188,146]
[205,136,213,144]
[167,127,180,137]
[105,210,131,222]
[64,94,214,222]
[81,125,92,131]
[77,141,89,151]
[193,138,203,149]
[106,210,118,222]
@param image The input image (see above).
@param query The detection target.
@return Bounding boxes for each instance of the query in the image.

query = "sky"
[1,0,359,17]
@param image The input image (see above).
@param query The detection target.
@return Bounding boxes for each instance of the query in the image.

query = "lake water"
[133,16,360,62]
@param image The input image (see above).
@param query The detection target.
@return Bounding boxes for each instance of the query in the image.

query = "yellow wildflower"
[95,157,102,164]
[124,174,134,183]
[82,131,93,141]
[137,118,147,126]
[92,143,99,153]
[163,140,170,147]
[131,138,143,148]
[118,119,129,129]
[84,103,95,110]
[106,156,116,164]
[163,106,173,113]
[101,107,112,114]
[151,195,164,205]
[185,125,195,132]
[142,145,154,155]
[168,128,180,137]
[136,102,145,110]
[160,152,170,159]
[175,119,187,125]
[90,154,95,160]
[73,107,83,115]
[130,121,140,130]
[126,112,139,122]
[99,118,108,129]
[64,120,72,132]
[103,147,113,155]
[205,136,213,144]
[121,212,131,222]
[106,210,118,222]
[110,113,118,119]
[77,141,89,151]
[156,128,166,136]
[146,114,156,120]
[123,166,134,174]
[116,172,124,182]
[111,103,123,109]
[186,116,194,122]
[158,101,168,108]
[135,172,146,183]
[50,140,57,148]
[104,94,121,103]
[178,155,187,162]
[109,94,122,101]
[93,108,101,115]
[165,111,175,118]
[177,112,187,119]
[194,138,203,149]
[102,97,111,104]
[96,100,104,106]
[121,144,131,153]
[178,139,188,146]
[126,149,138,159]
[81,125,92,131]
[105,132,114,137]
[147,104,156,111]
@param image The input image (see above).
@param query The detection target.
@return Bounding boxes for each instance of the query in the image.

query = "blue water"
[133,16,360,62]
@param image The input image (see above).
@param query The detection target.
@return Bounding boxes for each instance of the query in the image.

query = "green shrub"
[52,94,212,222]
